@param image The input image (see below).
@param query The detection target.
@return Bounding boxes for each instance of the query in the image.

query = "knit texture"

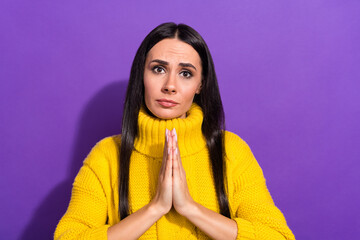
[55,103,295,239]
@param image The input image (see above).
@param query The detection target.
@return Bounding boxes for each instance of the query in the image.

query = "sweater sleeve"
[224,132,295,240]
[54,141,111,240]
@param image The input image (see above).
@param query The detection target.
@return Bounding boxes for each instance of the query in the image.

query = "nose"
[161,73,177,94]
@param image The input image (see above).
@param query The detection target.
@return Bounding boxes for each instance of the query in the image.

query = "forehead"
[146,38,201,66]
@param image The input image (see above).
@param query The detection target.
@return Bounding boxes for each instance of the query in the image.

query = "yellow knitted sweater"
[55,104,295,239]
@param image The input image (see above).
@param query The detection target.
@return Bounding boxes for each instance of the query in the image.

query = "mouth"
[156,99,179,107]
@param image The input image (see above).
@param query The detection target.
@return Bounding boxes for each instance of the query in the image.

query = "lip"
[156,99,179,107]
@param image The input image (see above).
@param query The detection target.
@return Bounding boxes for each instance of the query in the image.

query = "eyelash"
[151,66,193,79]
[152,66,165,74]
[180,70,192,78]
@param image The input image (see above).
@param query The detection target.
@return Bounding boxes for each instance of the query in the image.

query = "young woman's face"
[143,38,202,119]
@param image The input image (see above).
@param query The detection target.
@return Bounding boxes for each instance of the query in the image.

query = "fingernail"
[175,148,178,155]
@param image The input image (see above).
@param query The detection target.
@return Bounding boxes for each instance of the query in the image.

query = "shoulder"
[223,131,252,161]
[223,131,259,177]
[83,134,121,169]
[223,131,248,147]
[95,134,121,152]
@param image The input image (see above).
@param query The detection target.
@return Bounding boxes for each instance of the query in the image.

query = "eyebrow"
[150,59,197,71]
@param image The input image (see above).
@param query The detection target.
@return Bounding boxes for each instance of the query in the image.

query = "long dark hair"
[120,22,230,220]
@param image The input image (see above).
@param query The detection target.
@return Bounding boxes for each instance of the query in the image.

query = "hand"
[150,129,173,215]
[170,129,196,216]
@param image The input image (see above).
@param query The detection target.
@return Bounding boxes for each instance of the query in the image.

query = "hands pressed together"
[151,128,195,217]
[109,128,238,240]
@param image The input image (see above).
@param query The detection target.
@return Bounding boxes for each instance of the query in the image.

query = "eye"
[152,66,165,74]
[180,70,192,78]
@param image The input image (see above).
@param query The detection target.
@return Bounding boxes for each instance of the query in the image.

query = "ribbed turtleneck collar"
[134,103,207,158]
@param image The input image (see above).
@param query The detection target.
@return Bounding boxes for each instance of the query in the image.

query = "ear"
[195,82,202,94]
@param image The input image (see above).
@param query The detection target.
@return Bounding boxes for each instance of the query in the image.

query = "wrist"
[148,200,170,217]
[178,199,198,218]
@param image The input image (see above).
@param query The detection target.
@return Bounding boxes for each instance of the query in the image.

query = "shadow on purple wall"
[20,80,128,239]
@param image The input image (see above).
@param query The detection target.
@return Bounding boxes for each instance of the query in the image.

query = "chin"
[149,108,184,120]
[155,111,181,120]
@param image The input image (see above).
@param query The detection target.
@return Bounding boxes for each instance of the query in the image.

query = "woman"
[55,23,295,239]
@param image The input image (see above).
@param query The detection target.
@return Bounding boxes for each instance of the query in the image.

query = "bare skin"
[107,129,238,240]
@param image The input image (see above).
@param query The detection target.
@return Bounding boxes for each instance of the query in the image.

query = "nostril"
[162,86,176,93]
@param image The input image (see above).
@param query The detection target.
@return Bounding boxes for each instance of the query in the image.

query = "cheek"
[143,83,153,113]
[183,83,201,98]
[143,73,154,98]
[144,68,163,88]
[144,79,159,92]
[144,82,153,103]
[143,75,161,108]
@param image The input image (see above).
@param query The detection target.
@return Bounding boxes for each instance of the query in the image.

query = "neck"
[133,103,207,158]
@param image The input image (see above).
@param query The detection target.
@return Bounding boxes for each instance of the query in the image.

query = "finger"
[172,128,178,153]
[169,128,174,150]
[171,128,176,151]
[160,129,171,178]
[166,147,173,179]
[165,129,170,156]
[172,147,180,180]
[160,129,169,174]
[173,128,183,168]
[176,147,182,177]
[166,128,171,152]
[171,129,178,177]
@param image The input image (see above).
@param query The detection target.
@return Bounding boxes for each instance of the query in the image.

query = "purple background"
[1,0,359,239]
